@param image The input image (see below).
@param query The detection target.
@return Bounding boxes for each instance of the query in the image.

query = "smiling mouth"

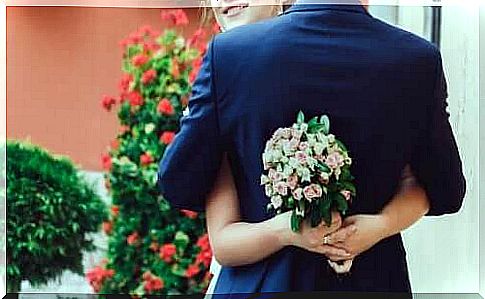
[221,3,249,17]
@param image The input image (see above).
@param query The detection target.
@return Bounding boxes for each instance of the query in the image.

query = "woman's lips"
[221,3,249,17]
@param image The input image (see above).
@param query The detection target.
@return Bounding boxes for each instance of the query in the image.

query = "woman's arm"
[379,164,430,238]
[206,153,350,267]
[325,165,430,261]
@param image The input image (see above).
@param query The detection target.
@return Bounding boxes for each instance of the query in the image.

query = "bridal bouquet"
[261,111,356,232]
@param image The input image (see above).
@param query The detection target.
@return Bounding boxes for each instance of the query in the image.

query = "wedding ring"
[323,236,330,245]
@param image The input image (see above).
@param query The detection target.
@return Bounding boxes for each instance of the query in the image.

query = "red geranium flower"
[185,264,200,278]
[143,41,161,52]
[140,152,154,166]
[86,265,115,293]
[196,250,212,268]
[128,31,143,44]
[132,54,149,67]
[160,131,176,145]
[120,125,130,134]
[118,74,133,93]
[101,153,112,171]
[159,243,177,263]
[110,139,119,150]
[142,271,153,281]
[144,276,164,293]
[111,205,119,217]
[181,209,198,219]
[138,25,154,36]
[157,98,175,115]
[128,91,144,107]
[141,69,157,84]
[161,9,189,26]
[127,232,139,245]
[181,96,189,107]
[196,234,210,250]
[101,95,116,111]
[102,221,113,235]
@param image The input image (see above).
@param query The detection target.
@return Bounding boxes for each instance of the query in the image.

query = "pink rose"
[268,168,283,182]
[293,188,303,200]
[303,184,323,201]
[295,151,308,165]
[287,174,298,190]
[326,152,345,169]
[298,142,309,151]
[274,181,288,196]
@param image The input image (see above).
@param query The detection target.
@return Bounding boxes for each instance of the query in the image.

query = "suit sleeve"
[409,50,466,216]
[156,39,223,212]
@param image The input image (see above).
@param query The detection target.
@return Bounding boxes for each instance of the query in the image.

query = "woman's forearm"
[379,171,430,239]
[211,212,293,267]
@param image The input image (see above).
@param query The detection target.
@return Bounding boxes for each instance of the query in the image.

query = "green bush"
[6,140,109,292]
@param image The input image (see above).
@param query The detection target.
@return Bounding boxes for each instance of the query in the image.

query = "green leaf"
[317,162,331,173]
[335,193,349,213]
[308,116,318,131]
[290,210,301,232]
[320,115,330,135]
[335,139,348,152]
[297,111,305,124]
[310,202,321,228]
[340,181,357,195]
[174,231,190,250]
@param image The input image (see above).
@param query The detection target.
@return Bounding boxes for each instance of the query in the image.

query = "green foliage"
[6,140,108,292]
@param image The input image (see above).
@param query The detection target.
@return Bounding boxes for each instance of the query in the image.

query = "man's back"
[209,4,464,221]
[157,2,465,294]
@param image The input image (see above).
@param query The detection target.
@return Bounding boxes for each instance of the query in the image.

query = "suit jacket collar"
[283,1,370,16]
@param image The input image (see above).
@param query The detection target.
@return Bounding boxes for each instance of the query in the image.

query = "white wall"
[479,4,485,298]
[370,3,481,294]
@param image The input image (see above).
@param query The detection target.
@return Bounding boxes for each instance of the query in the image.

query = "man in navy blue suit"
[157,0,466,296]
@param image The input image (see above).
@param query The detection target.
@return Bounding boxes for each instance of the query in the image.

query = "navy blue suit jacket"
[157,3,466,295]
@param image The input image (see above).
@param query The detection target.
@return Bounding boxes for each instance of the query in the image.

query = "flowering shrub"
[89,9,219,297]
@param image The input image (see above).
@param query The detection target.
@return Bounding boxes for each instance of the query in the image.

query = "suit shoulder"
[212,17,282,52]
[371,17,441,59]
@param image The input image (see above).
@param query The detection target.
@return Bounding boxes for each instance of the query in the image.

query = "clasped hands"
[285,210,389,273]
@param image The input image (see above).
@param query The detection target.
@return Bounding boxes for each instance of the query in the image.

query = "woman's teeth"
[225,5,248,16]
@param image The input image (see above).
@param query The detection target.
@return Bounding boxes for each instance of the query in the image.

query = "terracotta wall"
[7,6,202,171]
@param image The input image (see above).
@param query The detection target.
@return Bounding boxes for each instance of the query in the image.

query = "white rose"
[271,195,283,209]
[260,175,270,185]
[265,184,273,197]
[289,157,300,169]
[313,143,325,156]
[300,123,308,132]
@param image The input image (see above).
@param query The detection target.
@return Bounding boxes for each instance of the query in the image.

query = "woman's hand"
[277,210,353,258]
[324,214,388,261]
